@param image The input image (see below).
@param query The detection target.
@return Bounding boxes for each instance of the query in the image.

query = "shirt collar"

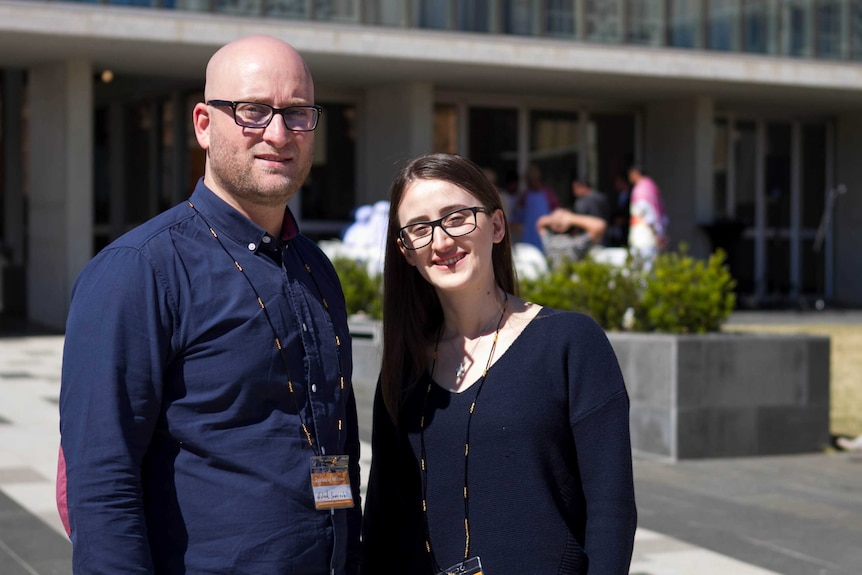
[281,206,299,241]
[189,178,300,253]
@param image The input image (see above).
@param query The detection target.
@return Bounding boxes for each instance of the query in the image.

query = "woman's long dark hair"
[379,153,518,423]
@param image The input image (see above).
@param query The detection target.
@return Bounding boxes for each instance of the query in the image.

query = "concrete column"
[27,60,93,330]
[833,111,862,307]
[643,96,714,257]
[359,82,433,205]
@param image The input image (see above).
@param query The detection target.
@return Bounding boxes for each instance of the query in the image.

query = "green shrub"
[519,246,736,333]
[332,246,736,333]
[519,256,641,331]
[332,257,383,319]
[637,248,736,334]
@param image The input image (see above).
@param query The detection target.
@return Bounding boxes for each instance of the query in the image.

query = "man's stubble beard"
[208,141,314,209]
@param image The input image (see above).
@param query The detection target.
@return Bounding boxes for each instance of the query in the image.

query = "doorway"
[714,116,831,307]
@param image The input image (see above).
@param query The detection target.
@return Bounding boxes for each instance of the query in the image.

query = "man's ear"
[193,102,211,151]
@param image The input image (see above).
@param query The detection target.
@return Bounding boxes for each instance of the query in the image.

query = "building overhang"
[2,0,861,115]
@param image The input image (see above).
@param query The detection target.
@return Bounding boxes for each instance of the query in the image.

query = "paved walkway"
[2,332,860,574]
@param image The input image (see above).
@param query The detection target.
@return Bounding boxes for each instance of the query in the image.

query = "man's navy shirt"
[59,180,361,574]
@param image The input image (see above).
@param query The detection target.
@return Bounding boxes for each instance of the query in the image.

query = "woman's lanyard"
[420,293,508,574]
[188,200,354,510]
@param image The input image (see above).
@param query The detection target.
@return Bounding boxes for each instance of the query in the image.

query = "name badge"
[436,556,483,575]
[310,455,354,510]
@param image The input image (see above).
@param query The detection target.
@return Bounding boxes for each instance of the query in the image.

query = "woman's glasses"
[398,206,488,250]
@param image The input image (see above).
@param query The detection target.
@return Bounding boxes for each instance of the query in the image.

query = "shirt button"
[262,235,272,244]
[247,242,256,250]
[321,446,326,455]
[302,323,308,332]
[311,384,317,393]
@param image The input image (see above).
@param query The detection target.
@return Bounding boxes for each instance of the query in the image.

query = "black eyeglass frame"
[207,100,323,132]
[398,206,490,250]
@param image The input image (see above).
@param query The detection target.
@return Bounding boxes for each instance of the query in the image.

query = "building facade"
[2,0,862,330]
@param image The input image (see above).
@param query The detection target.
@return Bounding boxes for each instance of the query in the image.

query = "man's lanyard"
[188,201,354,510]
[189,200,348,451]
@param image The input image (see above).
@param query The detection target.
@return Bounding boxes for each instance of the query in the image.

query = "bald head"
[193,35,318,233]
[204,35,313,103]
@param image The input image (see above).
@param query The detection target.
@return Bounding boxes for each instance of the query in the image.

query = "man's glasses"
[399,206,488,250]
[207,100,323,132]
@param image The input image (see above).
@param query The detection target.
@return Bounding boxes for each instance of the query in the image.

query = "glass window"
[733,120,757,295]
[668,0,701,48]
[0,75,4,241]
[364,0,407,26]
[587,113,635,249]
[503,0,534,35]
[854,1,862,60]
[545,0,575,38]
[734,120,757,227]
[800,124,828,294]
[215,0,263,17]
[266,0,307,18]
[309,0,359,22]
[743,0,771,54]
[125,103,157,225]
[173,1,215,10]
[766,122,792,230]
[468,107,519,212]
[108,0,161,6]
[628,0,664,46]
[816,1,844,59]
[801,124,827,230]
[780,0,811,57]
[713,119,729,218]
[433,104,458,154]
[457,0,492,32]
[301,103,356,234]
[585,0,624,43]
[94,106,111,232]
[708,0,740,51]
[530,110,579,208]
[418,0,450,29]
[159,100,176,214]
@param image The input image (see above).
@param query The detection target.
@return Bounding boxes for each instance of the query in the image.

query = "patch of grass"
[724,323,862,437]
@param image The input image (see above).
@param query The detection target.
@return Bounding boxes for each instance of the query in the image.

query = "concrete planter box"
[350,318,831,460]
[608,332,831,460]
[349,316,383,426]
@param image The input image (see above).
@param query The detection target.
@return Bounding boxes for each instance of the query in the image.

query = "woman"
[361,154,637,575]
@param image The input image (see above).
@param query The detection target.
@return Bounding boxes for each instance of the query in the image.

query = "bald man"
[58,36,361,574]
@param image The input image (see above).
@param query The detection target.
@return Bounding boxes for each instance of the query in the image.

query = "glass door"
[468,106,520,215]
[714,117,830,307]
[529,109,580,208]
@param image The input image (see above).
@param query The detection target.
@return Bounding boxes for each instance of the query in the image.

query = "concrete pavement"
[2,331,860,574]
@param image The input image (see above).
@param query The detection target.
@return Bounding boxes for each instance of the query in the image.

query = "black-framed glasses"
[207,100,323,132]
[398,206,489,250]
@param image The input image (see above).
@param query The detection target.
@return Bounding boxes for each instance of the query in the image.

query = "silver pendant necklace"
[454,338,483,378]
[452,295,505,380]
[455,360,468,379]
